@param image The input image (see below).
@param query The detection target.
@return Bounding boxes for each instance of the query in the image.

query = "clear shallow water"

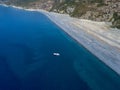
[0,5,120,90]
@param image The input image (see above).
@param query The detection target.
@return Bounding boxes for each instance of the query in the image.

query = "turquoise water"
[0,5,120,90]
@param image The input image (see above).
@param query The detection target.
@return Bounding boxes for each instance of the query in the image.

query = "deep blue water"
[0,5,120,90]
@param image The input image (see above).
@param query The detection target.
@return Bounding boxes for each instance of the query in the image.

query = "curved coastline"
[1,4,120,75]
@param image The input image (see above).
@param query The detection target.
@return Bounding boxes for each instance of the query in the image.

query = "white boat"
[53,53,60,56]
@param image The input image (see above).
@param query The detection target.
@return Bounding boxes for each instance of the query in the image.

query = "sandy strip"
[1,4,120,75]
[40,11,120,75]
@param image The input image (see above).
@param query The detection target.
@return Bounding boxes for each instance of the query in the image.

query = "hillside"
[0,0,120,28]
[0,0,55,10]
[51,0,120,28]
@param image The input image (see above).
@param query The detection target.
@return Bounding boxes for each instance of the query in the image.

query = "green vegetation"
[52,0,120,29]
[52,0,104,17]
[71,4,88,17]
[113,12,119,21]
[112,12,120,28]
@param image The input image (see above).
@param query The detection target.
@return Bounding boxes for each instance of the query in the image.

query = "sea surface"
[0,5,120,90]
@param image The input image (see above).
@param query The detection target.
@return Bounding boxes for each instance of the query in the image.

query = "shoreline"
[41,11,120,75]
[1,4,120,75]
